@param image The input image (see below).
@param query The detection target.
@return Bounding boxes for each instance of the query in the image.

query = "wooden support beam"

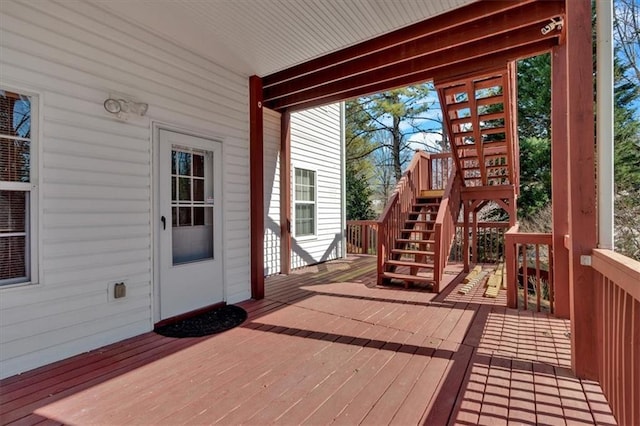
[472,210,478,265]
[505,62,518,189]
[277,38,555,112]
[461,185,515,201]
[280,110,292,275]
[551,44,570,320]
[269,39,557,111]
[250,76,265,299]
[264,2,563,100]
[466,80,488,185]
[463,200,470,272]
[565,0,598,380]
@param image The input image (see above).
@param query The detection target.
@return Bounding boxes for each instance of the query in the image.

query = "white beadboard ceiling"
[91,0,476,77]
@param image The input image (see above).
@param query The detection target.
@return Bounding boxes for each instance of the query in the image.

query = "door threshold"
[155,301,227,328]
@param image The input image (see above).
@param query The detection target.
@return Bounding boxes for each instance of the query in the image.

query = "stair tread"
[391,248,435,255]
[382,272,434,283]
[386,259,434,269]
[395,238,435,244]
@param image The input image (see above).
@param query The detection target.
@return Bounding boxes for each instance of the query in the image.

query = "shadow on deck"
[0,255,616,425]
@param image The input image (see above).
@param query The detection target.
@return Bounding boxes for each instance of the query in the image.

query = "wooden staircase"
[381,190,444,287]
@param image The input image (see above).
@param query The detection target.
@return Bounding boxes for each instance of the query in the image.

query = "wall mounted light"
[541,17,564,35]
[103,98,148,117]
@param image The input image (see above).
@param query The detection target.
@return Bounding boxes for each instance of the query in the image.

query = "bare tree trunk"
[392,115,402,181]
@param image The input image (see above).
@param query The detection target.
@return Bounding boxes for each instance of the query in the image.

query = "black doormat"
[154,305,247,338]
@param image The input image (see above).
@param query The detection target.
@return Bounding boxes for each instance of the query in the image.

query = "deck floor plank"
[0,255,616,425]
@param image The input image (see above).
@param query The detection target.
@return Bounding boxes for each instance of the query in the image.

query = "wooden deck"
[0,255,616,425]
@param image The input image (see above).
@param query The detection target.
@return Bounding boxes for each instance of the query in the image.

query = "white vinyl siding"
[263,108,281,276]
[290,104,344,269]
[0,0,250,378]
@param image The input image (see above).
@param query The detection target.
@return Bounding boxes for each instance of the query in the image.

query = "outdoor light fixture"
[103,98,148,117]
[541,17,564,35]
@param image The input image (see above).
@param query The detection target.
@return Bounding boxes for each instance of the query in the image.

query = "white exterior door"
[158,130,223,320]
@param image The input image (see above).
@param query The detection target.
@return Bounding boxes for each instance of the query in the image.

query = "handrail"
[432,170,461,291]
[505,224,554,312]
[591,249,640,426]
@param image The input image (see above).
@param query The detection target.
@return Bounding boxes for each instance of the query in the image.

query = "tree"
[347,84,442,182]
[346,161,375,220]
[344,99,376,219]
[517,53,551,139]
[613,0,640,90]
[515,54,552,220]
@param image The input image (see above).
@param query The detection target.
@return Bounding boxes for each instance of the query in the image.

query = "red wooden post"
[377,224,385,285]
[280,110,291,274]
[565,0,598,380]
[472,210,478,264]
[250,75,265,299]
[505,229,517,308]
[362,223,370,255]
[551,43,570,319]
[462,200,469,272]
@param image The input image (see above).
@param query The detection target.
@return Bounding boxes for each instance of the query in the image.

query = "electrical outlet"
[108,280,128,301]
[114,282,126,298]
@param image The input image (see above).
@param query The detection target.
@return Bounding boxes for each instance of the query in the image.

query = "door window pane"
[178,178,191,202]
[178,207,192,226]
[193,179,204,202]
[193,154,204,177]
[170,147,215,264]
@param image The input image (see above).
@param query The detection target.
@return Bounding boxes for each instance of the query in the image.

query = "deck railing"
[592,249,640,426]
[432,172,462,291]
[505,224,554,313]
[377,151,454,288]
[346,220,378,255]
[450,221,510,263]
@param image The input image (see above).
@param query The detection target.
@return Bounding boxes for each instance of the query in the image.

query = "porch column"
[280,110,292,274]
[551,44,570,320]
[565,0,598,379]
[250,76,265,299]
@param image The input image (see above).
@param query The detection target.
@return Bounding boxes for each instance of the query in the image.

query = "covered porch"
[0,256,616,425]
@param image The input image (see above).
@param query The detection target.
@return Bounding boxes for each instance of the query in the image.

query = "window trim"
[0,86,40,288]
[292,166,317,240]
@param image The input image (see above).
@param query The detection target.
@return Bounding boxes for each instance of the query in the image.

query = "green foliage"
[517,53,551,139]
[516,137,552,219]
[613,58,640,191]
[346,161,375,220]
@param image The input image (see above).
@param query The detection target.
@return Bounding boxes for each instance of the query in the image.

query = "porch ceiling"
[90,0,475,77]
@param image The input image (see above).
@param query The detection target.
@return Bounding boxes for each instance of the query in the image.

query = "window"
[171,147,215,264]
[1,89,37,286]
[294,168,315,237]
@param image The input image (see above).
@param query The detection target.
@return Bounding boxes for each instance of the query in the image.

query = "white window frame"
[293,166,317,239]
[0,87,39,288]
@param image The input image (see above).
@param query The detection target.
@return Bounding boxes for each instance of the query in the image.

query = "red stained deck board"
[0,256,616,425]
